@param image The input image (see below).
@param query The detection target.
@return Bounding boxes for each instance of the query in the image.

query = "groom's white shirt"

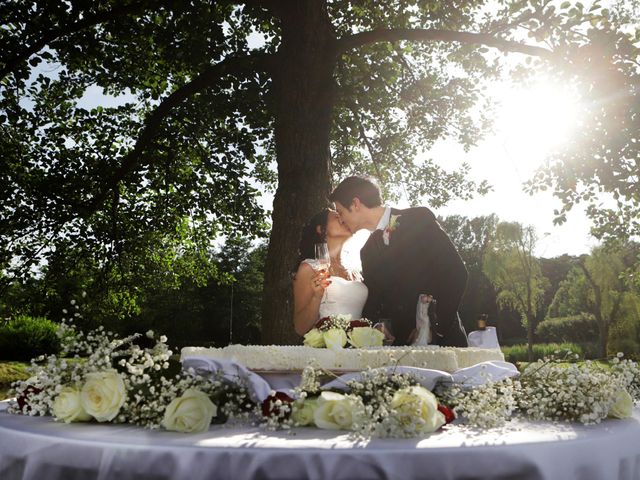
[374,206,392,231]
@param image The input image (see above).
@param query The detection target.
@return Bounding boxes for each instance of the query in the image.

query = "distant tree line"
[442,215,640,360]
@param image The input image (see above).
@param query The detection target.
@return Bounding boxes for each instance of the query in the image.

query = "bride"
[293,208,368,336]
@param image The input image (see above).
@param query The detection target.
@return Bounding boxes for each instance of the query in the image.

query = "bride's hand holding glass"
[311,268,331,298]
[312,242,332,301]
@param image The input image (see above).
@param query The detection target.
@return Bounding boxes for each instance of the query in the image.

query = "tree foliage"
[525,2,640,241]
[439,214,501,330]
[483,221,548,360]
[547,243,640,356]
[535,313,598,344]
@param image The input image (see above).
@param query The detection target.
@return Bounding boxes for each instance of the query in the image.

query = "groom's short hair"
[329,176,382,209]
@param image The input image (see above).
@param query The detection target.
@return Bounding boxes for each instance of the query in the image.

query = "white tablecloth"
[1,401,640,480]
[467,327,500,349]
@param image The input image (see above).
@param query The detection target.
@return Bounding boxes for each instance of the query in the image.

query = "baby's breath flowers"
[439,377,518,429]
[260,391,294,430]
[8,303,254,433]
[439,352,640,428]
[515,355,637,425]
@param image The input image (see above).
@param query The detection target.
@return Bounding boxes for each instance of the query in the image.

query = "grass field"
[0,362,30,400]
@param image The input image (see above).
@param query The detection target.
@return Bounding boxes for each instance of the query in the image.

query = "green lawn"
[0,362,30,400]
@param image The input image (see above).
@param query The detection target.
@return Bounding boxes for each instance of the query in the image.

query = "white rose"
[348,327,385,348]
[608,390,633,419]
[303,328,325,348]
[80,370,127,422]
[391,386,445,434]
[291,398,317,426]
[313,391,362,430]
[323,328,347,351]
[52,386,91,423]
[162,388,217,433]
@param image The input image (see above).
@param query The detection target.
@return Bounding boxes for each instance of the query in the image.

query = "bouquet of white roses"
[303,314,385,350]
[9,314,254,433]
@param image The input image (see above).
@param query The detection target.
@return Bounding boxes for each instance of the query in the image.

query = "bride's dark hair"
[296,208,330,268]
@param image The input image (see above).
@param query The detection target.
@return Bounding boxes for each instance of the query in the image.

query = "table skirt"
[1,402,640,480]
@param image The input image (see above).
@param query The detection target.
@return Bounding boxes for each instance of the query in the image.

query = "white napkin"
[450,361,519,388]
[181,357,273,402]
[321,366,453,392]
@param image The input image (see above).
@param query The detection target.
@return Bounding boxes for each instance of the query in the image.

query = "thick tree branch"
[347,101,383,181]
[80,52,274,218]
[578,260,604,324]
[337,28,555,59]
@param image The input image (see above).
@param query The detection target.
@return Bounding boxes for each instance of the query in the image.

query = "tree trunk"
[599,321,608,358]
[526,281,534,362]
[526,311,534,362]
[578,261,606,358]
[260,1,337,344]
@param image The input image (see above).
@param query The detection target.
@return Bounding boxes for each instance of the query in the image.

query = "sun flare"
[495,81,580,171]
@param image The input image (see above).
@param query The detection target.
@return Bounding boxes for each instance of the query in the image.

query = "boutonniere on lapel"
[382,214,401,246]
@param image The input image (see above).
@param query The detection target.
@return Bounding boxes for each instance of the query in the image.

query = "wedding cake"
[180,345,504,373]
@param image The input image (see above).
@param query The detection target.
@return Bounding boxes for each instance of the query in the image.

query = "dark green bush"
[501,342,583,363]
[535,314,598,344]
[0,315,61,361]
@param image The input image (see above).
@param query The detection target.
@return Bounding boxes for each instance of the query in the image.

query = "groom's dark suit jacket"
[361,207,468,347]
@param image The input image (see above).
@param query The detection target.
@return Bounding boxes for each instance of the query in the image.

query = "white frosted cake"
[180,345,504,373]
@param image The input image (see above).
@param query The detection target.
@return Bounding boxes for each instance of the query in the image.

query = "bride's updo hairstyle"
[296,208,330,268]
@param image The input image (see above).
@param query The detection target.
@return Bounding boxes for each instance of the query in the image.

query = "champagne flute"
[314,243,331,302]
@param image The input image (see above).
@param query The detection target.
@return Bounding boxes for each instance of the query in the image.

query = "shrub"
[579,341,601,360]
[535,314,598,344]
[608,313,640,359]
[501,337,527,347]
[0,362,29,400]
[501,342,583,363]
[0,315,61,361]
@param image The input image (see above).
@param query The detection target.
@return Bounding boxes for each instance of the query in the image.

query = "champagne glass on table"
[314,243,331,302]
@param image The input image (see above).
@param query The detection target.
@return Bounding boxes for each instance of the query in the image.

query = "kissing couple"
[293,176,469,347]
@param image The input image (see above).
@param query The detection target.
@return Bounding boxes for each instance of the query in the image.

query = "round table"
[1,402,639,480]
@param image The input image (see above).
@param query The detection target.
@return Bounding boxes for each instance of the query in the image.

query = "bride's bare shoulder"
[294,261,315,281]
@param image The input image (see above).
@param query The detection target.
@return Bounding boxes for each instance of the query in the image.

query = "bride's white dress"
[319,276,368,319]
[303,260,368,319]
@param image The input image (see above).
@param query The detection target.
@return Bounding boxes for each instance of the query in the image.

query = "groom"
[330,176,468,347]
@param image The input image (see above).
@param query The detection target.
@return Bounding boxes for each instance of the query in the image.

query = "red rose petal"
[16,385,42,413]
[261,391,294,419]
[438,404,456,424]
